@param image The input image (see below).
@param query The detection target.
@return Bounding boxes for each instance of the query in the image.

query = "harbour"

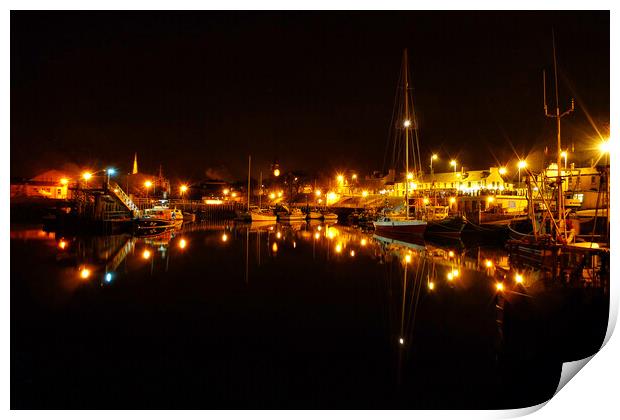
[10,10,610,410]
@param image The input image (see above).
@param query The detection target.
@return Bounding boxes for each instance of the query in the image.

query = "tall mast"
[544,32,574,240]
[404,49,410,219]
[258,171,262,209]
[247,155,251,212]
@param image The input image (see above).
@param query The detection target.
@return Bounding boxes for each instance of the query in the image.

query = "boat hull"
[250,211,277,222]
[425,216,466,239]
[373,219,427,238]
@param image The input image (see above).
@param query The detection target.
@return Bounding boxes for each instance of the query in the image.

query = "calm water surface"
[11,221,608,408]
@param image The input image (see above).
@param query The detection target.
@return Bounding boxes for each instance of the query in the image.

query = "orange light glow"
[360,238,367,246]
[179,239,187,249]
[496,282,504,292]
[485,259,493,268]
[79,268,91,279]
[60,178,69,185]
[276,231,282,239]
[58,240,67,250]
[272,242,278,252]
[221,233,228,242]
[314,232,320,239]
[142,249,151,259]
[515,273,524,284]
[335,243,342,253]
[350,250,356,257]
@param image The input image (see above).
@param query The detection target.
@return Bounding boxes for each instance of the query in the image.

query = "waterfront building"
[391,167,513,197]
[10,169,72,200]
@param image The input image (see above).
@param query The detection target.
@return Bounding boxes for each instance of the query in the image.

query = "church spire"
[132,153,138,174]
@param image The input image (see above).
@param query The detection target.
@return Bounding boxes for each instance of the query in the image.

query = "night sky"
[11,11,609,182]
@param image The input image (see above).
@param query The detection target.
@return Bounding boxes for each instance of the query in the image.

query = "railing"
[108,181,139,214]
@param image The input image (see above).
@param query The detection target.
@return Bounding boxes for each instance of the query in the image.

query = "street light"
[599,139,610,154]
[517,160,527,185]
[561,151,568,169]
[430,154,438,172]
[450,159,457,177]
[337,174,344,184]
[180,184,188,199]
[404,120,411,128]
[315,189,322,197]
[273,168,280,177]
[499,167,507,175]
[144,180,152,200]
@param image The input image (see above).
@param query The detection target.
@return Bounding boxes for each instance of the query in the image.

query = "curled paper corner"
[493,355,599,419]
[491,400,549,419]
[555,355,595,396]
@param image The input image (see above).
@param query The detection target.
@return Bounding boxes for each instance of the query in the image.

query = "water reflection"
[38,220,568,299]
[10,221,610,408]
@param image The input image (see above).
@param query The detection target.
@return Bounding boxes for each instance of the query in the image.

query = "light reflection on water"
[10,221,609,408]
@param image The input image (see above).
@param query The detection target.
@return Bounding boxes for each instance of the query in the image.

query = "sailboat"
[373,49,427,238]
[236,156,278,222]
[251,171,277,221]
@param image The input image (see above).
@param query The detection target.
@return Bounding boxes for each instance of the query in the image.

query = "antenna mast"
[543,31,574,241]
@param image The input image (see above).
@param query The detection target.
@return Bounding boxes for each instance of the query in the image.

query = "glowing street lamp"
[315,189,322,197]
[517,160,527,185]
[560,150,568,169]
[60,178,69,185]
[403,119,411,128]
[273,168,281,177]
[499,167,507,176]
[144,180,152,199]
[450,159,457,176]
[430,154,438,173]
[362,190,369,198]
[352,174,358,181]
[406,172,414,180]
[599,139,610,154]
[180,184,188,198]
[337,174,344,184]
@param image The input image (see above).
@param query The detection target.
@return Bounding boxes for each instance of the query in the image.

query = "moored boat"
[373,217,427,239]
[277,207,306,222]
[425,215,466,239]
[134,206,183,235]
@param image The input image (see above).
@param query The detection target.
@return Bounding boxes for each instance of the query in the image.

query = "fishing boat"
[322,212,338,221]
[425,215,467,239]
[374,49,427,239]
[134,206,183,235]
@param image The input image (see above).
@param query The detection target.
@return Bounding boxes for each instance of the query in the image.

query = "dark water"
[11,221,609,409]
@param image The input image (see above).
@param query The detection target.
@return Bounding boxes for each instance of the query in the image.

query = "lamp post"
[430,154,438,173]
[560,150,568,170]
[450,160,457,177]
[180,184,188,199]
[145,180,152,201]
[106,168,116,186]
[517,160,527,188]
